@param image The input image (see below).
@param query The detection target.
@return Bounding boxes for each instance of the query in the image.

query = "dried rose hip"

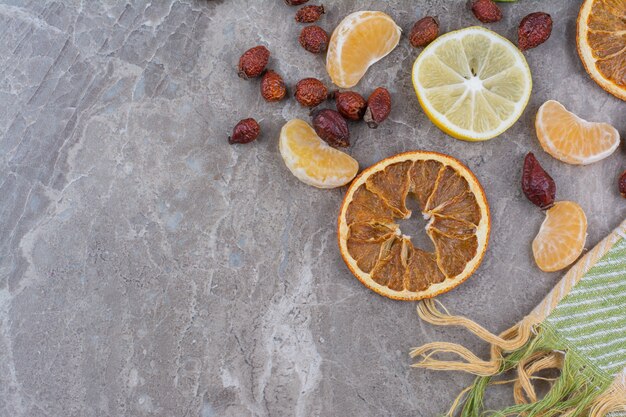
[409,16,439,48]
[518,12,553,51]
[261,70,286,102]
[299,26,329,54]
[334,91,367,121]
[471,0,502,23]
[237,46,270,80]
[619,171,626,198]
[294,78,328,107]
[364,87,391,129]
[295,5,324,23]
[229,118,260,144]
[285,0,309,5]
[522,152,556,209]
[312,109,350,148]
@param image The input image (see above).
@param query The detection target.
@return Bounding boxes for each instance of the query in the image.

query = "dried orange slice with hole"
[337,151,490,300]
[326,11,401,88]
[532,201,587,272]
[577,0,626,101]
[535,100,620,165]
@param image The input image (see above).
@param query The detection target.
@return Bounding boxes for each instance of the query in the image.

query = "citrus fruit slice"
[279,119,359,189]
[412,26,532,141]
[535,100,620,165]
[326,11,401,88]
[337,151,490,300]
[532,201,587,272]
[577,0,626,101]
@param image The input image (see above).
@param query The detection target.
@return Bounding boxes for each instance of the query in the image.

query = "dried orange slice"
[337,151,490,300]
[326,11,401,88]
[532,201,587,272]
[279,119,359,188]
[535,100,620,165]
[577,0,626,101]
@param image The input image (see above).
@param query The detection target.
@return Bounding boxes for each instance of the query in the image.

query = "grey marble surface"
[0,1,624,416]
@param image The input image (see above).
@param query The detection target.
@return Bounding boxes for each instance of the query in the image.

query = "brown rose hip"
[334,91,367,121]
[294,78,328,107]
[409,16,439,48]
[619,171,626,198]
[312,109,350,148]
[518,12,553,51]
[521,152,556,209]
[285,0,309,5]
[471,0,502,23]
[299,26,329,54]
[237,46,270,80]
[295,5,324,23]
[260,70,286,102]
[364,87,391,129]
[229,118,260,144]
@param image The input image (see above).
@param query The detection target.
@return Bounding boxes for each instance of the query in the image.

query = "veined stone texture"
[0,1,624,416]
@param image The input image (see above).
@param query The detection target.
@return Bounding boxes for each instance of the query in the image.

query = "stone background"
[0,1,624,416]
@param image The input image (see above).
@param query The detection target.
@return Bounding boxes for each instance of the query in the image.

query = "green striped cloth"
[412,223,626,417]
[545,236,626,379]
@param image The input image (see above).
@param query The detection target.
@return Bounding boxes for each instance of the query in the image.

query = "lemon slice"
[412,26,532,141]
[279,119,359,189]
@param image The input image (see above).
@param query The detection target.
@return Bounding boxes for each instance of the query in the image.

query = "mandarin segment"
[532,201,587,272]
[279,119,359,188]
[365,160,413,217]
[535,100,620,165]
[326,11,401,88]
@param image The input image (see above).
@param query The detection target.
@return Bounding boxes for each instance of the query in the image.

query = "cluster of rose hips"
[407,1,553,52]
[229,1,391,146]
[471,0,553,51]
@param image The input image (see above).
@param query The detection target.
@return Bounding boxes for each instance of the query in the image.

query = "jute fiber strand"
[411,219,626,417]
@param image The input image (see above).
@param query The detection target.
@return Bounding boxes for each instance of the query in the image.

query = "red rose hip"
[229,118,260,144]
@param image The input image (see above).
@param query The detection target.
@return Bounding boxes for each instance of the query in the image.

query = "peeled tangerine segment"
[279,119,359,188]
[535,100,620,165]
[412,26,532,141]
[338,151,490,300]
[326,11,401,88]
[532,201,587,272]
